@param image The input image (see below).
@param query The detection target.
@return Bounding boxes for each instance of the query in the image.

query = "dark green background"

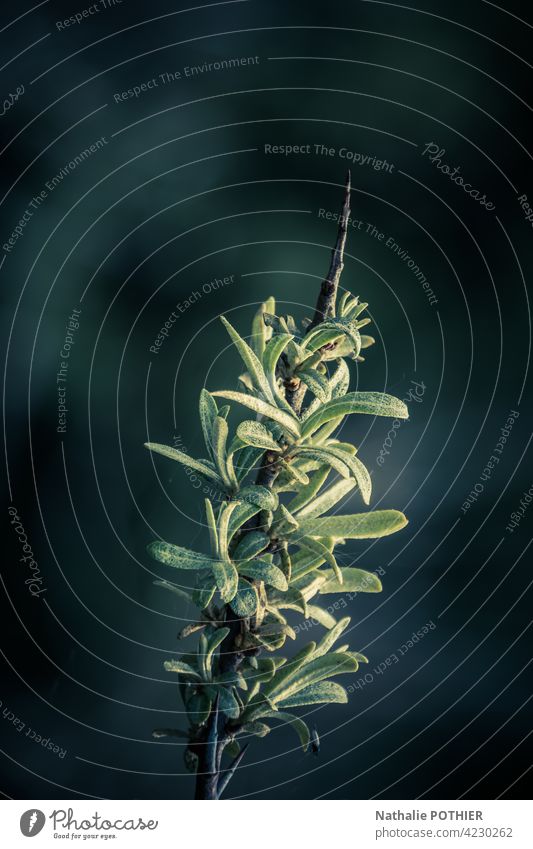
[1,0,532,799]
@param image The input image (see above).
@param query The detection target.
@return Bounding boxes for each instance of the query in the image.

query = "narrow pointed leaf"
[164,659,202,678]
[319,568,382,594]
[312,616,351,659]
[232,531,270,562]
[220,315,275,403]
[298,510,408,539]
[254,710,310,752]
[236,421,282,452]
[307,604,337,629]
[238,559,288,591]
[296,479,356,520]
[211,391,300,438]
[148,541,216,571]
[287,466,330,513]
[145,443,225,486]
[301,392,409,438]
[277,681,348,708]
[296,535,342,583]
[199,389,218,461]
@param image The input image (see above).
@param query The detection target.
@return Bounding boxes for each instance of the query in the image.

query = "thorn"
[216,743,249,799]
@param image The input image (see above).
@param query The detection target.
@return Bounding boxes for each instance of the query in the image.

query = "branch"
[308,170,351,329]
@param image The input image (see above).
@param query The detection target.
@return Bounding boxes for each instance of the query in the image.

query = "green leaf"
[277,681,348,708]
[312,616,351,659]
[298,510,408,539]
[204,499,219,558]
[262,643,317,700]
[257,622,296,641]
[144,443,225,487]
[296,535,342,583]
[220,315,275,403]
[267,586,308,616]
[263,333,295,413]
[296,479,356,521]
[253,710,310,752]
[287,466,330,513]
[217,501,240,562]
[199,389,218,461]
[240,721,271,738]
[232,530,270,562]
[294,446,352,481]
[314,446,372,505]
[250,299,273,358]
[163,659,202,678]
[212,416,236,489]
[192,581,217,610]
[271,504,299,536]
[229,578,259,618]
[148,541,217,571]
[212,559,239,603]
[301,392,409,438]
[298,368,331,403]
[186,692,212,725]
[208,684,240,719]
[270,652,358,703]
[238,559,288,591]
[205,627,230,677]
[236,420,282,452]
[306,604,337,629]
[233,444,265,482]
[319,567,382,594]
[279,460,310,486]
[211,391,301,438]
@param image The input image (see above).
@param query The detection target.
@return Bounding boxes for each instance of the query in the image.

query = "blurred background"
[1,0,532,800]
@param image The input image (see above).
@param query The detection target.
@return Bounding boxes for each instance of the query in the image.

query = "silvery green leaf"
[251,298,274,359]
[279,460,309,486]
[211,558,239,603]
[309,417,344,445]
[258,622,296,641]
[311,616,351,659]
[211,391,300,438]
[310,445,372,505]
[229,578,259,618]
[241,722,271,738]
[287,466,330,513]
[262,642,317,700]
[277,681,348,708]
[305,318,361,359]
[204,499,219,558]
[253,710,310,752]
[319,567,382,594]
[232,530,270,562]
[271,504,299,536]
[329,359,350,398]
[337,290,352,315]
[241,657,277,684]
[148,541,217,570]
[361,334,375,349]
[296,479,356,520]
[290,571,327,599]
[238,559,288,591]
[163,659,202,678]
[301,392,409,438]
[144,443,225,487]
[296,535,342,584]
[267,586,307,617]
[217,501,240,562]
[233,444,265,482]
[294,446,351,480]
[199,388,218,461]
[205,627,230,677]
[262,333,295,413]
[345,300,368,320]
[298,510,408,539]
[269,652,357,703]
[220,315,275,403]
[236,421,282,452]
[306,604,337,629]
[298,368,332,403]
[212,416,237,489]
